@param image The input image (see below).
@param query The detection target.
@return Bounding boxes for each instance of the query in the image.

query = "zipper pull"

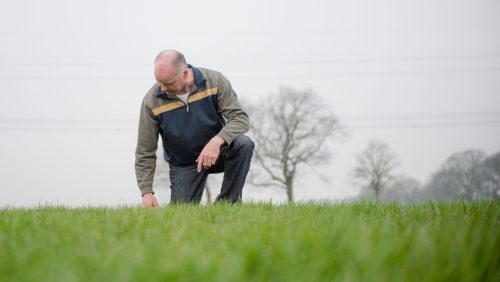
[186,104,189,112]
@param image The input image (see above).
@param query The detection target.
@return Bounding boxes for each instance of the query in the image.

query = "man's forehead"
[156,76,176,84]
[154,62,177,81]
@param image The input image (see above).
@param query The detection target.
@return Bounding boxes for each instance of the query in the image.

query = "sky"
[0,0,499,207]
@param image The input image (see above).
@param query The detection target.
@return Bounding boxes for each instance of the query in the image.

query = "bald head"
[154,49,187,74]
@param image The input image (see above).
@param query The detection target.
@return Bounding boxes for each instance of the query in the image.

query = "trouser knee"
[231,135,254,152]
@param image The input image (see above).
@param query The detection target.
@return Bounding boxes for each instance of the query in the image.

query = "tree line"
[245,86,500,203]
[353,140,500,203]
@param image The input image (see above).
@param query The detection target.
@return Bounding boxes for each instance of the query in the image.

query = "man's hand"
[142,192,158,208]
[196,136,225,172]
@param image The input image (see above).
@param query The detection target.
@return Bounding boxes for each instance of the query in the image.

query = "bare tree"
[483,152,500,199]
[441,150,488,199]
[355,175,421,203]
[381,175,422,203]
[424,150,491,200]
[422,169,458,201]
[352,139,400,201]
[247,87,340,203]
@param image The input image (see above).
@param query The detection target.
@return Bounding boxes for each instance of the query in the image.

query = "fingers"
[200,159,217,172]
[196,143,220,173]
[197,155,213,172]
[196,157,203,172]
[143,201,157,208]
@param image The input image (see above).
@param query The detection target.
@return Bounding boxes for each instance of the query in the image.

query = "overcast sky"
[1,0,499,207]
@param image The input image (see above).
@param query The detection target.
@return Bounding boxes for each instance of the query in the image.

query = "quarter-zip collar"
[156,64,206,99]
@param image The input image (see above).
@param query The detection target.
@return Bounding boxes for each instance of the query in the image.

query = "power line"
[0,62,150,67]
[1,120,498,133]
[348,119,500,130]
[1,23,499,39]
[0,66,499,80]
[0,75,149,80]
[0,117,137,124]
[342,111,500,122]
[343,111,500,129]
[1,52,500,67]
[232,66,500,79]
[1,113,500,132]
[0,127,135,133]
[0,118,137,132]
[2,111,499,125]
[216,53,500,66]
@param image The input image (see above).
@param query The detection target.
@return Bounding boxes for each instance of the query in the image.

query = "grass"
[0,201,499,282]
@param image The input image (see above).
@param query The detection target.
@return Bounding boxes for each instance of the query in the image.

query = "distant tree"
[423,169,458,201]
[355,175,421,203]
[482,152,500,199]
[247,87,340,203]
[424,150,491,200]
[381,175,422,203]
[352,139,400,201]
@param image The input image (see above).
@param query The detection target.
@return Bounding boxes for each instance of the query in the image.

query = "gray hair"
[155,49,187,74]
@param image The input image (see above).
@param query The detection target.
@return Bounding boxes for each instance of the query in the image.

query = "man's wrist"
[213,135,226,147]
[142,192,154,197]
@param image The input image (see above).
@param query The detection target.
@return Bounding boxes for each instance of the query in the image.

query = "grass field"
[1,201,499,282]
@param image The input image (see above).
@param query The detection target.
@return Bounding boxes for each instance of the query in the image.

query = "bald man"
[135,50,254,207]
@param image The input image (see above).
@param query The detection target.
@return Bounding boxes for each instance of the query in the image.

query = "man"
[135,50,254,207]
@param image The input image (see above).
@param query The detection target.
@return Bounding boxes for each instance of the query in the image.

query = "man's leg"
[210,135,254,203]
[169,163,208,204]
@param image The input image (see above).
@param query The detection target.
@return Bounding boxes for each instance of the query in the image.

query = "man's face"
[154,62,186,95]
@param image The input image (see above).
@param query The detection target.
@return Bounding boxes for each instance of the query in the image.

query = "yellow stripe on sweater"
[188,87,218,103]
[152,87,219,116]
[152,101,184,116]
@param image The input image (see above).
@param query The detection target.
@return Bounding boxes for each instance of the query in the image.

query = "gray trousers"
[168,135,254,204]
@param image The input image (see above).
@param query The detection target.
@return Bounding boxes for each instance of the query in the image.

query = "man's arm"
[135,98,160,198]
[215,74,250,144]
[195,74,249,172]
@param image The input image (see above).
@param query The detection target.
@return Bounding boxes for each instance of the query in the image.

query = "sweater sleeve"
[135,98,159,195]
[216,74,250,145]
